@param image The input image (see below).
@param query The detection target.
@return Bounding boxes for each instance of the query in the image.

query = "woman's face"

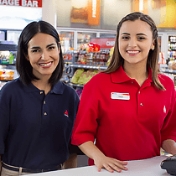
[27,33,60,79]
[118,19,154,66]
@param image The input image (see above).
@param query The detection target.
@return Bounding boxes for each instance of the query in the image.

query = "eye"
[121,35,130,40]
[48,46,56,50]
[31,48,41,53]
[137,36,145,41]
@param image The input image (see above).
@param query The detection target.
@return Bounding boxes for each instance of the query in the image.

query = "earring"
[151,46,155,50]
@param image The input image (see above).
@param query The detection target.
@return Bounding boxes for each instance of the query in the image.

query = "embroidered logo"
[64,110,69,117]
[163,106,166,113]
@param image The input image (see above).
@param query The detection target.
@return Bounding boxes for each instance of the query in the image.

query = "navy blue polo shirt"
[0,78,79,170]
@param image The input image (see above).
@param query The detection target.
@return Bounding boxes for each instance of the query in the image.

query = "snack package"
[77,70,98,85]
[71,68,84,84]
[107,47,114,66]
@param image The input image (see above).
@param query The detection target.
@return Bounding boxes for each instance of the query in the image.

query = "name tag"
[111,92,130,100]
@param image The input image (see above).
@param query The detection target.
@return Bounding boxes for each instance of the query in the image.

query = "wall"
[46,0,176,30]
[54,0,131,30]
[102,0,131,30]
[42,0,57,28]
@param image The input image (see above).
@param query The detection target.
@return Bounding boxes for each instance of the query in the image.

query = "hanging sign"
[90,38,115,49]
[0,0,42,7]
[88,0,100,25]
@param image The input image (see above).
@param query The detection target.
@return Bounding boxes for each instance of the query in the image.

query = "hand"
[94,155,128,173]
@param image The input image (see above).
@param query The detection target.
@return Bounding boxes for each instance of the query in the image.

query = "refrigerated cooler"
[0,31,5,41]
[57,28,116,52]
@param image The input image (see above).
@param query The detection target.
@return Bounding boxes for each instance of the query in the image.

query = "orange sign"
[88,0,100,25]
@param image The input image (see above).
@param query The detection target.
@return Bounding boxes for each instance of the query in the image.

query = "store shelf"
[0,41,17,51]
[69,63,107,70]
[69,83,84,88]
[0,42,17,88]
[0,63,15,66]
[160,68,176,74]
[0,79,14,82]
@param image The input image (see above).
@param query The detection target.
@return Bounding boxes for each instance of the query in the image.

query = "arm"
[79,141,128,173]
[162,139,176,155]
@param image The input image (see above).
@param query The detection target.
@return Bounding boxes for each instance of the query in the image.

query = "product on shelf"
[0,51,15,64]
[63,51,73,61]
[77,69,98,85]
[106,46,114,66]
[77,50,109,66]
[0,68,14,81]
[71,68,84,84]
[67,42,110,88]
[71,68,99,85]
[168,36,176,62]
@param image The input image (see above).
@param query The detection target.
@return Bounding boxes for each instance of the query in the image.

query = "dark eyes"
[31,49,40,53]
[122,36,129,40]
[31,46,56,53]
[138,36,145,40]
[48,46,56,50]
[121,36,145,41]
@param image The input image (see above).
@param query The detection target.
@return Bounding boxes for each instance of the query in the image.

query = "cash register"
[161,155,176,175]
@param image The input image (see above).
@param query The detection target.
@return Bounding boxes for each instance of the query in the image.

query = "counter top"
[24,156,169,176]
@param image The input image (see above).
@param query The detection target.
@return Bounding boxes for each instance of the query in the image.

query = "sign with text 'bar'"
[0,0,42,7]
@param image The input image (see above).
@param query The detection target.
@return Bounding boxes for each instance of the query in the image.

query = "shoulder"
[0,78,21,93]
[86,71,109,85]
[0,79,22,102]
[55,81,79,100]
[158,73,175,91]
[82,71,109,93]
[62,82,78,94]
[158,73,174,86]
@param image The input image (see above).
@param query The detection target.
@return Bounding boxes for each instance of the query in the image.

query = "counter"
[24,156,169,176]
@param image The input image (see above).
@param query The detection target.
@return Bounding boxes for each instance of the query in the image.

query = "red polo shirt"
[71,66,176,164]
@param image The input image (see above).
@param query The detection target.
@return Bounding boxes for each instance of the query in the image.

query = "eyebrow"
[46,43,57,47]
[121,33,147,36]
[30,43,56,49]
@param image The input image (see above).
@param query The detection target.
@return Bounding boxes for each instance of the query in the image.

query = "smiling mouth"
[39,61,52,67]
[127,50,140,54]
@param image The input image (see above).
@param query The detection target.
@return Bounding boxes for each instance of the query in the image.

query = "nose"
[41,50,49,60]
[128,38,137,47]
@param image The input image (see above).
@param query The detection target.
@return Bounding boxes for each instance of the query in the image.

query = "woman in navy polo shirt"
[0,21,79,175]
[71,12,176,173]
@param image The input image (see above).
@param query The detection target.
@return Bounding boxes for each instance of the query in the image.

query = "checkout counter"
[24,156,169,176]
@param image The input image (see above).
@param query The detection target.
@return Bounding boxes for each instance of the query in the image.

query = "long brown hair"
[104,12,164,90]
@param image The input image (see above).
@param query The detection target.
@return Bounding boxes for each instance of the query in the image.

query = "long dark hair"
[16,20,64,87]
[105,12,164,90]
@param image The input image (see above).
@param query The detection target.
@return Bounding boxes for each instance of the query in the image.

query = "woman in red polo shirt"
[71,12,176,173]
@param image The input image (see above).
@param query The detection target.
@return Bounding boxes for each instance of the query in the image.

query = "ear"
[25,54,29,61]
[151,40,155,50]
[58,42,60,53]
[151,45,155,50]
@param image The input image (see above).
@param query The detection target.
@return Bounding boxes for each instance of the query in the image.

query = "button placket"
[40,91,48,117]
[43,99,47,116]
[138,90,143,107]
